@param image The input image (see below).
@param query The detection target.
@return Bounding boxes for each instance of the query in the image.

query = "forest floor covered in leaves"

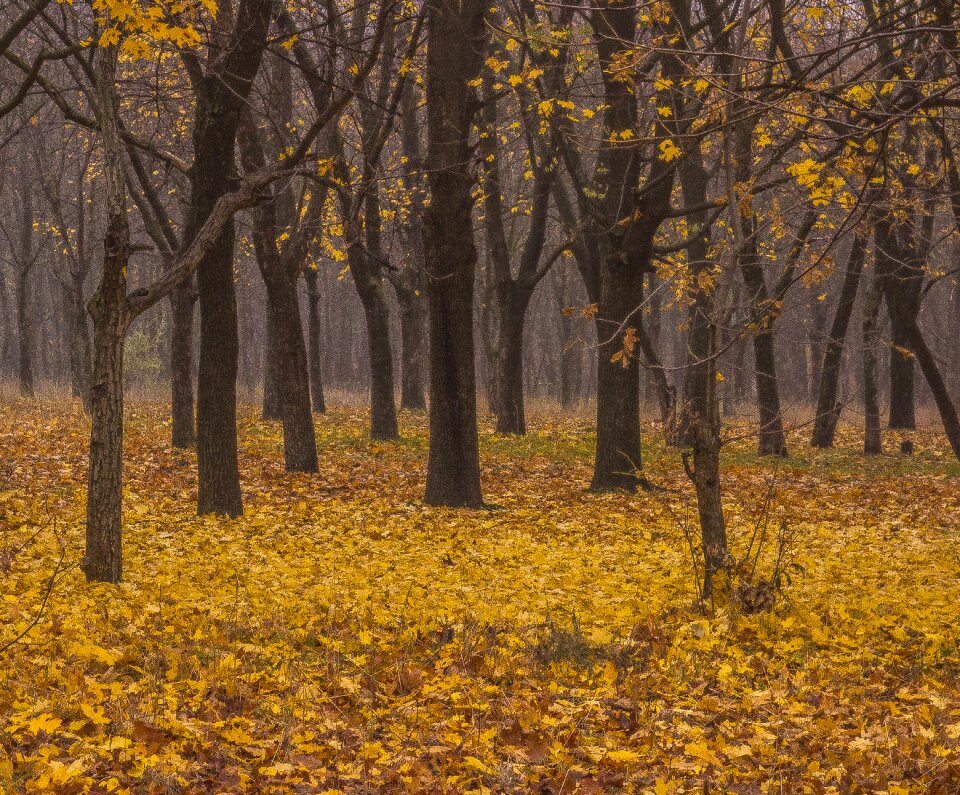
[2,399,960,793]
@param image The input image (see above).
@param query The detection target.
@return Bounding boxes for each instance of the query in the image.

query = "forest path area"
[2,401,959,793]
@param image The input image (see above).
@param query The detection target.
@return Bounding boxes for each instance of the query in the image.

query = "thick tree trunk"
[195,211,243,515]
[15,269,34,398]
[261,305,283,420]
[887,307,917,429]
[811,238,866,448]
[398,290,427,410]
[490,286,530,435]
[303,267,326,413]
[863,276,883,455]
[169,282,195,448]
[264,276,317,470]
[591,261,645,491]
[190,0,271,516]
[422,0,487,507]
[358,282,399,439]
[423,234,482,506]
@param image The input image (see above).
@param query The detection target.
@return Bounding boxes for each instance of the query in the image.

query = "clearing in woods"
[1,401,959,792]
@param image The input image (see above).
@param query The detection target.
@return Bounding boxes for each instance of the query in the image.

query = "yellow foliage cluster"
[2,404,960,792]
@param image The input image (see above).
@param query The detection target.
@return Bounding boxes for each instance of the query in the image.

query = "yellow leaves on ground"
[1,403,960,791]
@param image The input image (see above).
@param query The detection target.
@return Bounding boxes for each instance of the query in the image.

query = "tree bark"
[490,286,531,434]
[15,266,35,398]
[398,290,427,410]
[422,0,487,507]
[261,304,283,420]
[357,279,399,439]
[592,262,646,490]
[83,44,130,584]
[189,0,272,516]
[303,267,326,413]
[84,257,128,583]
[887,305,917,429]
[811,235,866,448]
[863,274,883,455]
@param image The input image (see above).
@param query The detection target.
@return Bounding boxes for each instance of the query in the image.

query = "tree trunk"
[398,289,427,410]
[887,306,917,429]
[15,268,34,398]
[863,275,883,455]
[83,44,130,583]
[264,275,317,471]
[751,328,788,456]
[194,189,243,516]
[683,335,727,601]
[261,305,283,420]
[811,237,866,448]
[422,0,487,507]
[303,267,326,413]
[490,285,530,434]
[358,281,399,439]
[591,261,645,491]
[740,244,788,455]
[84,291,128,583]
[169,282,195,448]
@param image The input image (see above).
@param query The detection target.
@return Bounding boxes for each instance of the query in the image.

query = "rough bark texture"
[592,263,645,490]
[422,0,487,507]
[188,0,272,516]
[83,46,129,584]
[811,236,866,448]
[84,231,128,583]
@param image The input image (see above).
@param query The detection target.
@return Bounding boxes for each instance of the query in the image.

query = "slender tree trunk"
[83,45,130,583]
[636,321,675,433]
[683,329,727,600]
[303,267,326,413]
[169,282,195,448]
[84,290,128,583]
[863,275,883,455]
[591,262,645,491]
[740,244,788,455]
[751,328,788,456]
[398,290,427,410]
[811,238,866,448]
[15,269,34,398]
